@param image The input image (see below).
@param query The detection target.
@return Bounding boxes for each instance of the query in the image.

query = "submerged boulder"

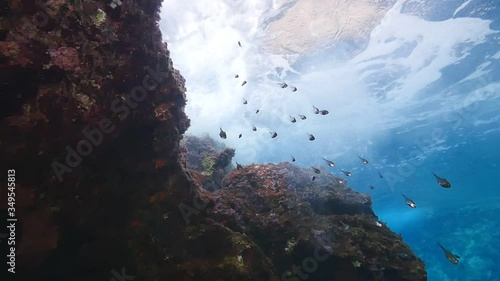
[182,135,235,191]
[208,162,426,281]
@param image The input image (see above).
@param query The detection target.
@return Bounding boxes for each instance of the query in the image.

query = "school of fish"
[218,41,460,267]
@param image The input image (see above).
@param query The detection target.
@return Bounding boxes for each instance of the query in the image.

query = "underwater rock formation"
[182,135,235,191]
[0,0,426,280]
[209,163,426,281]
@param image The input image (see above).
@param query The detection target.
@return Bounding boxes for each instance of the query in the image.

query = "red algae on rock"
[47,46,82,72]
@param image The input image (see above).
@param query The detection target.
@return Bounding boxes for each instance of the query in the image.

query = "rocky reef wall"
[1,0,196,280]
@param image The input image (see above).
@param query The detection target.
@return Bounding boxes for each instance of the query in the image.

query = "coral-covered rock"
[182,135,235,191]
[209,163,426,281]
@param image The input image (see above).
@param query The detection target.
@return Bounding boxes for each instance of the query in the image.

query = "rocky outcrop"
[0,1,426,280]
[182,135,235,191]
[1,0,194,280]
[208,162,426,281]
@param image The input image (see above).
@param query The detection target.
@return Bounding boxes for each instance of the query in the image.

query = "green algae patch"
[217,255,245,271]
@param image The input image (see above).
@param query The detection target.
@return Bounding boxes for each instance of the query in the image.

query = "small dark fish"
[238,41,242,47]
[238,133,242,138]
[312,176,316,181]
[308,134,315,141]
[278,82,288,88]
[242,98,247,104]
[433,172,451,188]
[358,156,369,164]
[252,125,257,131]
[319,110,329,115]
[291,86,297,92]
[313,106,319,114]
[378,170,383,179]
[437,242,461,265]
[322,157,335,167]
[341,169,352,177]
[402,193,417,208]
[311,166,321,174]
[219,128,227,139]
[236,162,243,170]
[255,109,259,114]
[235,74,239,78]
[299,114,307,120]
[270,131,277,138]
[369,185,375,190]
[289,116,296,123]
[241,81,247,86]
[291,155,296,162]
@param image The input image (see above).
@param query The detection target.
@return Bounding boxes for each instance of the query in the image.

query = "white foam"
[453,0,475,17]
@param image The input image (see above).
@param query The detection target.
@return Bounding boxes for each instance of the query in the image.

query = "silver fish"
[341,169,352,177]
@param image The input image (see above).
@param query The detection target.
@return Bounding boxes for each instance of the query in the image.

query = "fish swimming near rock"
[319,110,329,115]
[242,98,247,104]
[299,114,307,120]
[289,116,296,123]
[308,134,315,141]
[433,172,451,188]
[241,81,247,86]
[369,185,375,190]
[219,128,227,139]
[313,106,319,114]
[322,157,335,167]
[358,156,369,164]
[437,242,461,265]
[341,169,352,177]
[252,125,257,131]
[236,162,243,170]
[238,133,242,138]
[270,131,277,138]
[401,193,417,208]
[291,155,296,162]
[278,82,288,88]
[311,166,321,174]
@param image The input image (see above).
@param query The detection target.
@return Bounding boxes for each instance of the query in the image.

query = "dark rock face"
[0,1,194,280]
[0,1,426,281]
